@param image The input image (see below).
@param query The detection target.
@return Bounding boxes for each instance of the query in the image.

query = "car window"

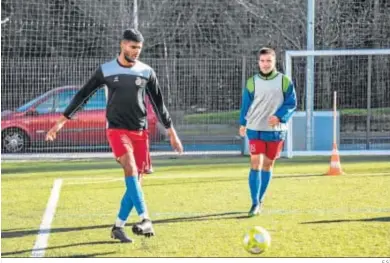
[35,95,55,114]
[16,91,53,112]
[54,89,78,113]
[83,88,106,111]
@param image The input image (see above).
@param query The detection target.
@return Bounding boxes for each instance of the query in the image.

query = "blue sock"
[259,170,272,202]
[125,175,147,217]
[248,169,261,206]
[118,190,134,221]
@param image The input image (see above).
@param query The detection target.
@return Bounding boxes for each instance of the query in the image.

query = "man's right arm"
[239,77,255,126]
[46,67,105,141]
[239,77,254,134]
[63,67,105,119]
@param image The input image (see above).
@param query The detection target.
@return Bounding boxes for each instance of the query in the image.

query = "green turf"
[340,107,390,116]
[2,156,390,257]
[183,110,240,124]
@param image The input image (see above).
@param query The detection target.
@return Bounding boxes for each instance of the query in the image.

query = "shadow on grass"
[300,216,390,224]
[68,251,117,258]
[2,211,248,241]
[2,241,118,257]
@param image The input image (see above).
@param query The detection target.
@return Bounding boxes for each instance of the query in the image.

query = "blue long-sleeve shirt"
[239,71,297,141]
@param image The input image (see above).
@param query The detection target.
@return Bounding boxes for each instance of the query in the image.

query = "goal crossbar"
[284,48,390,158]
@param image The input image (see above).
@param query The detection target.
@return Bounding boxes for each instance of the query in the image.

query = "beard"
[124,54,136,63]
[260,68,272,73]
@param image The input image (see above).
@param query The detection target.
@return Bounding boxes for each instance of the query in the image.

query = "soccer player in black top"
[46,29,183,242]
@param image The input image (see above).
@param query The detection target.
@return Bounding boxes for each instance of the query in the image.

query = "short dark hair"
[258,47,276,58]
[122,28,144,43]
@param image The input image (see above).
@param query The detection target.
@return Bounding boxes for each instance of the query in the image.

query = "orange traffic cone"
[326,143,344,176]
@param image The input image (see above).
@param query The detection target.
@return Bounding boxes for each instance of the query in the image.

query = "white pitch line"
[62,172,390,185]
[31,179,63,258]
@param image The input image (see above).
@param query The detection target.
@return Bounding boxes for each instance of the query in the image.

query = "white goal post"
[285,49,390,158]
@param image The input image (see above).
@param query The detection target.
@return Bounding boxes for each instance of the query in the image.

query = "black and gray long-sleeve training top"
[63,58,172,130]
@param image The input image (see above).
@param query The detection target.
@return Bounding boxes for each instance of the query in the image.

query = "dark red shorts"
[249,139,284,160]
[106,128,150,174]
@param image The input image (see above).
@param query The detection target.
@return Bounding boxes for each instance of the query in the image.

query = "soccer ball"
[243,226,271,254]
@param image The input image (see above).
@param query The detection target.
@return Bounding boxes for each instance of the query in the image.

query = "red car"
[1,86,162,153]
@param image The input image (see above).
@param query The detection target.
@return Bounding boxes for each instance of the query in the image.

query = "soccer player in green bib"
[239,47,297,217]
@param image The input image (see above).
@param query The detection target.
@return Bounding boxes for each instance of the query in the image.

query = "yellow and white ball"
[243,226,271,254]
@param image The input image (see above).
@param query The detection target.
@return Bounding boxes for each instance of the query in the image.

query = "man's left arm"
[274,76,297,123]
[146,69,183,153]
[146,69,172,129]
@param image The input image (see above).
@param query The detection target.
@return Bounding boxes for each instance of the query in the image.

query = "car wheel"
[2,128,30,153]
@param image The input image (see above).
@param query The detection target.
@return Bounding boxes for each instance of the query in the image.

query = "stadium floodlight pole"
[133,0,138,30]
[306,0,315,151]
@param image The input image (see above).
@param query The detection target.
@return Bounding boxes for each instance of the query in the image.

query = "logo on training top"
[135,77,142,85]
[135,76,146,87]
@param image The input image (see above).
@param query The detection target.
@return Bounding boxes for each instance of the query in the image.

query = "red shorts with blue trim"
[246,129,284,160]
[249,140,284,160]
[106,128,150,174]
